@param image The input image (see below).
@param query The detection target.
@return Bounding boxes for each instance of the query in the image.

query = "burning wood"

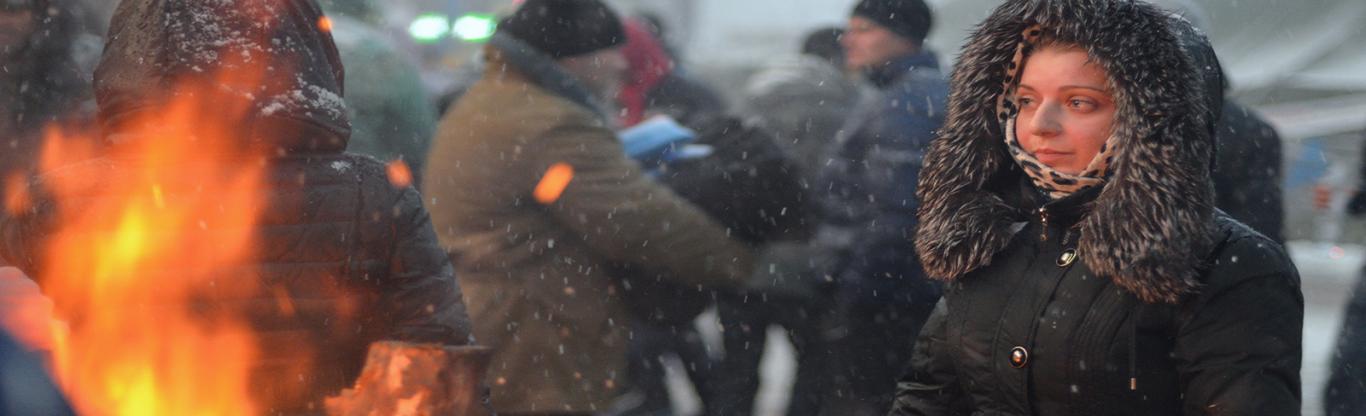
[325,342,492,416]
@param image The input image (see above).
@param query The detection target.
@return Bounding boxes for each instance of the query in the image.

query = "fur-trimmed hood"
[915,0,1217,304]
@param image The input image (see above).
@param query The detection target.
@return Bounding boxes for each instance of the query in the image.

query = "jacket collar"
[864,50,939,89]
[487,33,612,122]
[914,0,1218,304]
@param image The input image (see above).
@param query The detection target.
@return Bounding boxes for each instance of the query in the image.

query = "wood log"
[325,342,491,416]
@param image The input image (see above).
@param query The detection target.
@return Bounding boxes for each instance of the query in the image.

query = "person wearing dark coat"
[0,0,476,413]
[422,0,759,412]
[1213,98,1285,244]
[610,19,736,414]
[741,27,865,187]
[810,0,948,413]
[0,329,74,416]
[319,0,440,190]
[1324,135,1366,416]
[706,26,863,416]
[1147,0,1287,244]
[0,0,99,205]
[893,1,1303,415]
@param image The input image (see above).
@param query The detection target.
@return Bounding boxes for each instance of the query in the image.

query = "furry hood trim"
[914,0,1217,304]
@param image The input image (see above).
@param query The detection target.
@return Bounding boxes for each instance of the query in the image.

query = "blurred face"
[1014,46,1117,175]
[841,16,916,71]
[558,47,629,104]
[0,8,34,52]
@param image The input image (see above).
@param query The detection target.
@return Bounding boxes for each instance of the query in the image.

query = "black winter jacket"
[894,181,1303,416]
[0,0,475,413]
[902,1,1303,415]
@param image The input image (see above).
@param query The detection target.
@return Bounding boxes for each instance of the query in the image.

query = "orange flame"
[533,163,575,204]
[28,59,276,416]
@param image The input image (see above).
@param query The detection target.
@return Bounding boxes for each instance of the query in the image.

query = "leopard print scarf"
[997,26,1120,200]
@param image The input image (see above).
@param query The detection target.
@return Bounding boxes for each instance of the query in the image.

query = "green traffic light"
[409,13,451,44]
[453,13,497,43]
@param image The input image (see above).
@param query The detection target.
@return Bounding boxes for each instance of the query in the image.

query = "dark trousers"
[708,293,832,416]
[622,318,714,415]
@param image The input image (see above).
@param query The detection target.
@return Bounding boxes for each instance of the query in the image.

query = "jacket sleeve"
[380,186,476,346]
[534,122,755,289]
[889,299,964,416]
[1174,238,1302,415]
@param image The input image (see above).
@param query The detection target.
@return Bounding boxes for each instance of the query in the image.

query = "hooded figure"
[615,19,725,129]
[319,0,439,190]
[0,0,475,412]
[895,1,1302,415]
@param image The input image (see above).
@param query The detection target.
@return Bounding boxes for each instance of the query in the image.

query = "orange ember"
[29,67,273,415]
[533,163,575,204]
[387,159,413,189]
[318,16,334,33]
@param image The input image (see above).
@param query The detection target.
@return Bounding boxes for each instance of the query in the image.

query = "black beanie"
[851,0,933,44]
[497,0,627,59]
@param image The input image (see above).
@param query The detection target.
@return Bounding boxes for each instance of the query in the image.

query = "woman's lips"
[1032,149,1072,165]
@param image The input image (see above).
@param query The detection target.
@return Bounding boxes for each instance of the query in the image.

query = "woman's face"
[1014,46,1117,175]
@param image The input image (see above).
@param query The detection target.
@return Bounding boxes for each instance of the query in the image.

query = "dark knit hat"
[497,0,627,59]
[851,0,933,44]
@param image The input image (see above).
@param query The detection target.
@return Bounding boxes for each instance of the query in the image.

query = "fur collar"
[914,0,1217,304]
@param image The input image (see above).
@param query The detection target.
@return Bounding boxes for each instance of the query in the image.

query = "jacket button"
[1009,346,1029,368]
[1057,249,1078,267]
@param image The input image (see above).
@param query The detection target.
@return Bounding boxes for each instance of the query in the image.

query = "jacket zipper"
[1038,207,1049,242]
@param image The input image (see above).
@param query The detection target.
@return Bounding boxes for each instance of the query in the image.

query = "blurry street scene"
[1,0,1364,415]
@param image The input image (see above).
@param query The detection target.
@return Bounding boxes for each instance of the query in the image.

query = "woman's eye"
[1069,98,1097,111]
[1017,97,1035,107]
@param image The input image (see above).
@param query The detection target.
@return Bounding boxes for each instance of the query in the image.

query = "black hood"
[94,0,350,153]
[915,0,1218,304]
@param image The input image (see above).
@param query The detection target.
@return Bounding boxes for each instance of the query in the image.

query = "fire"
[28,67,273,414]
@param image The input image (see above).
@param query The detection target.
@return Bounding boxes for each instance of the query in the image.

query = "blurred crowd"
[0,0,1346,415]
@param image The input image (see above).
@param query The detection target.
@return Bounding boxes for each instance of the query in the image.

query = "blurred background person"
[616,18,725,130]
[609,17,733,416]
[705,25,864,416]
[422,1,770,413]
[1323,137,1366,416]
[813,0,948,413]
[320,0,440,190]
[740,26,865,186]
[1148,0,1287,244]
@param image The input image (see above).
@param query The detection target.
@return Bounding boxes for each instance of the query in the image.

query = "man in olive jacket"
[423,0,756,413]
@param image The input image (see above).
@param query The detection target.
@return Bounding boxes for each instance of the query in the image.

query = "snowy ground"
[662,240,1363,416]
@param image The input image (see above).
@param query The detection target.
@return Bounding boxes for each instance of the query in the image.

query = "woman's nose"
[1028,103,1063,137]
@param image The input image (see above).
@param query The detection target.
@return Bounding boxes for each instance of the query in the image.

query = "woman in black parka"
[892,1,1303,415]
